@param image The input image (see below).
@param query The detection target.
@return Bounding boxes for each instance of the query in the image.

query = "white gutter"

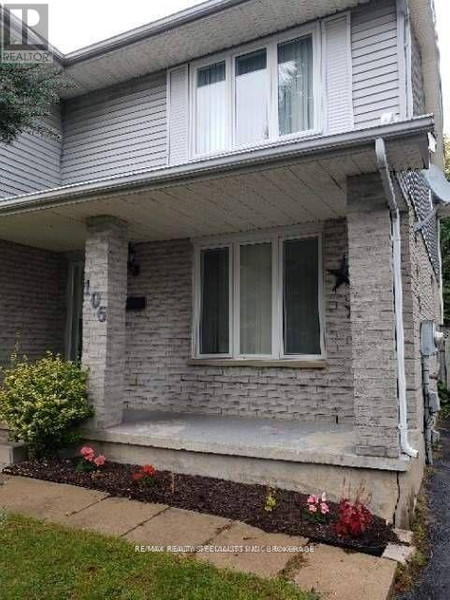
[376,138,419,459]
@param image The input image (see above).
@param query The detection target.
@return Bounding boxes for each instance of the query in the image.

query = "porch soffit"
[0,129,430,252]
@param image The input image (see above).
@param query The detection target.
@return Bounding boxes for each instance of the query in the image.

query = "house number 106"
[84,280,107,322]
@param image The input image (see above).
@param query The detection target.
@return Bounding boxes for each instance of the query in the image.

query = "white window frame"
[189,21,322,160]
[193,229,325,361]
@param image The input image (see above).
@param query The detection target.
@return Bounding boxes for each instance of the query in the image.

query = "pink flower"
[94,455,106,467]
[320,502,330,515]
[307,495,318,504]
[308,504,318,513]
[80,446,95,457]
[80,446,95,462]
[321,492,327,503]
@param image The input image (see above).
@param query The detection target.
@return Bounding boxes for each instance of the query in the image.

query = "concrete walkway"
[0,475,397,600]
[399,419,450,600]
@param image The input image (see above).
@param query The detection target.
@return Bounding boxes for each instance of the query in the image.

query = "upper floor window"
[190,24,320,157]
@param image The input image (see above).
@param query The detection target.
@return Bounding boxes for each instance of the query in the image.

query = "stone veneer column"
[347,174,400,459]
[82,216,128,429]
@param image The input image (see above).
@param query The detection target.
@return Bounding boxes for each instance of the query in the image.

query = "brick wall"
[0,239,67,364]
[346,172,442,458]
[347,173,400,458]
[124,219,354,423]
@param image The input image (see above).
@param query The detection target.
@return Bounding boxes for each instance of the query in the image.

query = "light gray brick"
[82,216,128,429]
[0,239,66,365]
[124,221,354,423]
[347,174,400,458]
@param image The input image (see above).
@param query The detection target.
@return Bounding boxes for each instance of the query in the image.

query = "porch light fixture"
[327,254,349,292]
[128,243,140,276]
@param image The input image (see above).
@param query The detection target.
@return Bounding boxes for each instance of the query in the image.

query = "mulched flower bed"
[3,458,399,556]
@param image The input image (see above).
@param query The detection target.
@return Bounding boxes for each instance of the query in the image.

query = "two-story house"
[0,0,448,527]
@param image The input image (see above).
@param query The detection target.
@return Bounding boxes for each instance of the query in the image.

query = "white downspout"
[375,138,419,458]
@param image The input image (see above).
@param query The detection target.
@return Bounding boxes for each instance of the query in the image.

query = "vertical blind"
[283,238,320,355]
[200,248,229,354]
[240,242,272,355]
[196,61,227,154]
[198,237,321,357]
[278,36,313,136]
[235,49,269,146]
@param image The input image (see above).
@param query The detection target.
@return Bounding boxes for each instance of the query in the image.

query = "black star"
[327,254,349,292]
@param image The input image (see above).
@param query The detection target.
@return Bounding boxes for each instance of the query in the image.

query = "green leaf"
[0,352,93,457]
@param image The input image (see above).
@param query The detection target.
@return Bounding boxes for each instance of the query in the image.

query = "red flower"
[142,465,156,476]
[335,499,372,538]
[133,464,156,483]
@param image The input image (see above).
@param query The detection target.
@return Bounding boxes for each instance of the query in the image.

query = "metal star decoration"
[327,254,350,292]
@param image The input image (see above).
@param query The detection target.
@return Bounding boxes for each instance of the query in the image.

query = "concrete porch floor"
[83,411,414,522]
[87,410,409,472]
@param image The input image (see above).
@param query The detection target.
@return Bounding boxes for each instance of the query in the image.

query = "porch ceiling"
[0,123,430,252]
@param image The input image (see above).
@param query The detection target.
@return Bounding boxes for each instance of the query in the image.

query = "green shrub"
[0,352,94,458]
[438,381,450,419]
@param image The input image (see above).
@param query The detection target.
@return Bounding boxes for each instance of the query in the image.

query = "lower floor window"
[195,233,323,358]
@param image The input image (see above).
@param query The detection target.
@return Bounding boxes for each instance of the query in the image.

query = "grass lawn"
[0,513,318,600]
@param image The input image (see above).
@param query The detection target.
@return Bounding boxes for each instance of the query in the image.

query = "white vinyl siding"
[0,106,62,198]
[351,0,400,129]
[62,73,167,184]
[411,31,425,116]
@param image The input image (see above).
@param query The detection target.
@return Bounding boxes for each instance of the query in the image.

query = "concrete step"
[0,431,27,465]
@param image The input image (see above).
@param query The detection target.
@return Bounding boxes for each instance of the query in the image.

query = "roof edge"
[62,0,250,65]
